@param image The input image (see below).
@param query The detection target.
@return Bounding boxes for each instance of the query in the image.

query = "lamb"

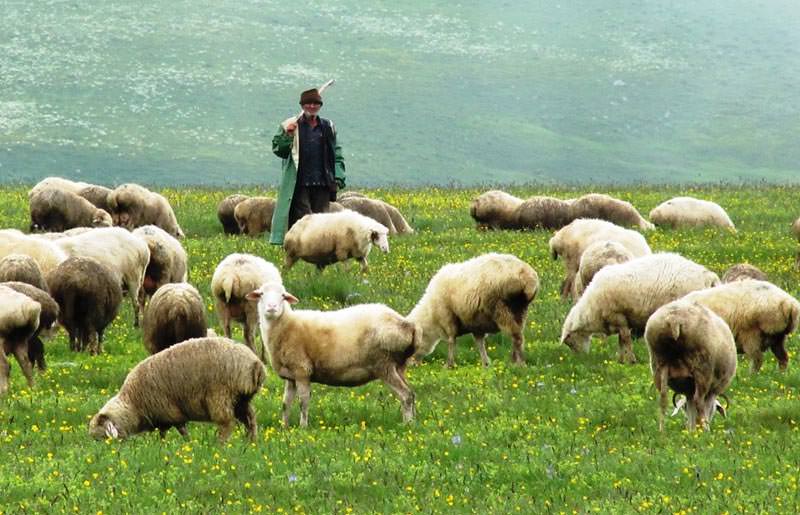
[549,218,651,300]
[0,231,67,276]
[645,299,736,431]
[55,227,149,327]
[569,193,654,231]
[469,190,523,230]
[88,337,265,442]
[649,197,736,231]
[29,188,113,232]
[338,196,397,234]
[1,282,59,371]
[682,280,800,372]
[77,185,113,212]
[28,177,89,198]
[0,284,41,395]
[247,281,420,426]
[721,263,768,283]
[514,196,573,230]
[560,253,720,364]
[0,254,48,290]
[573,240,634,297]
[142,283,207,355]
[132,225,188,302]
[107,183,185,238]
[233,197,276,236]
[217,194,250,234]
[283,210,390,273]
[408,253,539,367]
[47,257,123,354]
[210,253,282,361]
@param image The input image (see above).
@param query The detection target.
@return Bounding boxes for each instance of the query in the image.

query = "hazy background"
[2,0,798,187]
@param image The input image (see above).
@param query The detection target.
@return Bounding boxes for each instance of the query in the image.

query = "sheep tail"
[250,360,266,393]
[221,275,236,303]
[782,298,800,334]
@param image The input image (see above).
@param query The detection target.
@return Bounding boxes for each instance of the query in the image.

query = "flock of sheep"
[1,178,798,442]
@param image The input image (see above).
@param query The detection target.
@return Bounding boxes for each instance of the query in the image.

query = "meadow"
[1,184,800,513]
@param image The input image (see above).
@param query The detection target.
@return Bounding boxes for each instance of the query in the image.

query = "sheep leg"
[357,257,368,274]
[283,254,296,270]
[242,317,256,355]
[282,380,297,427]
[235,400,258,442]
[473,334,491,367]
[28,335,46,371]
[176,424,189,439]
[655,366,668,432]
[446,336,457,368]
[617,327,636,364]
[217,420,235,443]
[382,365,416,423]
[0,349,9,395]
[770,338,789,372]
[740,331,763,373]
[220,306,232,339]
[12,345,35,388]
[297,379,312,428]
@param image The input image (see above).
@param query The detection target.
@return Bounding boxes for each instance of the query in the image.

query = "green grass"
[2,185,800,513]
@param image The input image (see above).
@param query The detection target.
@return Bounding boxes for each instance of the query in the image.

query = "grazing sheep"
[29,188,113,232]
[382,201,414,234]
[0,254,47,290]
[569,193,654,231]
[574,240,634,297]
[561,253,720,364]
[88,337,265,442]
[47,257,123,354]
[682,280,800,372]
[247,281,420,426]
[77,185,113,212]
[326,201,344,212]
[132,225,188,301]
[337,191,366,200]
[107,183,185,238]
[469,190,523,230]
[646,299,736,431]
[233,197,276,236]
[514,196,573,230]
[549,218,651,300]
[283,210,390,273]
[649,197,736,231]
[217,194,250,234]
[211,253,281,361]
[55,227,149,327]
[722,263,768,283]
[409,253,539,367]
[143,283,207,355]
[0,231,67,276]
[0,285,41,395]
[28,177,89,198]
[338,196,397,234]
[1,282,58,371]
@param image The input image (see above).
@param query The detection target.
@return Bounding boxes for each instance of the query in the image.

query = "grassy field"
[1,184,800,513]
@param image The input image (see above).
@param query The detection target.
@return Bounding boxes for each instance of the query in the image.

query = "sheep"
[78,185,113,212]
[721,263,768,283]
[469,190,523,230]
[29,188,113,232]
[560,253,720,364]
[31,227,95,241]
[55,227,149,327]
[0,254,47,290]
[549,218,651,300]
[28,177,89,198]
[283,210,390,273]
[514,196,573,230]
[107,183,185,238]
[211,253,282,361]
[338,196,397,234]
[382,201,414,234]
[142,283,207,355]
[569,193,654,231]
[88,337,265,442]
[408,253,539,367]
[326,201,344,212]
[0,285,41,395]
[649,197,736,231]
[1,282,58,371]
[337,191,366,200]
[47,257,123,354]
[233,197,275,236]
[682,280,800,372]
[645,299,736,431]
[573,240,634,297]
[217,194,250,234]
[247,281,420,426]
[132,225,188,302]
[0,231,67,276]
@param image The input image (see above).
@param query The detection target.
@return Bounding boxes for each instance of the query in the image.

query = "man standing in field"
[269,87,346,245]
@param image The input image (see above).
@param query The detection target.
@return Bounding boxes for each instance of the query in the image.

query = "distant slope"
[1,0,798,186]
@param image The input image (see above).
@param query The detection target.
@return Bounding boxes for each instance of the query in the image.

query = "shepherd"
[269,80,346,245]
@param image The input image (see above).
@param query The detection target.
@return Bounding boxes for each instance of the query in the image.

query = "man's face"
[302,101,322,117]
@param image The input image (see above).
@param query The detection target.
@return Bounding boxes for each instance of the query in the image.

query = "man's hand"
[335,177,345,189]
[285,122,297,135]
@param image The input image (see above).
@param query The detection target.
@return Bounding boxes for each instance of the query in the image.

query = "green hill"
[2,0,798,186]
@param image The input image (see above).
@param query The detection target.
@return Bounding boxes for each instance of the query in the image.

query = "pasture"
[1,184,799,513]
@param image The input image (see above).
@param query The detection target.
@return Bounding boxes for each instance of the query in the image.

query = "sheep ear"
[371,230,379,242]
[283,292,299,304]
[104,420,119,439]
[670,320,681,340]
[671,396,686,417]
[715,400,727,418]
[245,289,262,302]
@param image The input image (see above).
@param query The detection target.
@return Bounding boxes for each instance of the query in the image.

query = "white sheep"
[549,218,651,300]
[0,231,67,276]
[682,280,800,372]
[143,283,207,355]
[574,240,634,297]
[0,253,48,291]
[283,210,390,273]
[247,281,420,426]
[469,190,523,230]
[408,253,539,367]
[29,188,113,232]
[649,197,736,232]
[132,225,189,302]
[210,253,282,361]
[107,183,185,238]
[569,193,655,231]
[28,177,90,199]
[645,299,736,431]
[561,253,720,364]
[0,284,41,395]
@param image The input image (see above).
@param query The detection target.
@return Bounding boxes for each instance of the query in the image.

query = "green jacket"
[269,115,346,245]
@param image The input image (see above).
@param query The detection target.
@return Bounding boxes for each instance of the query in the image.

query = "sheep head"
[92,209,113,228]
[247,281,298,321]
[88,396,137,440]
[560,306,592,353]
[372,229,390,253]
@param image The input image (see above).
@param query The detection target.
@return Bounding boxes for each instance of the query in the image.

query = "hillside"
[2,0,799,186]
